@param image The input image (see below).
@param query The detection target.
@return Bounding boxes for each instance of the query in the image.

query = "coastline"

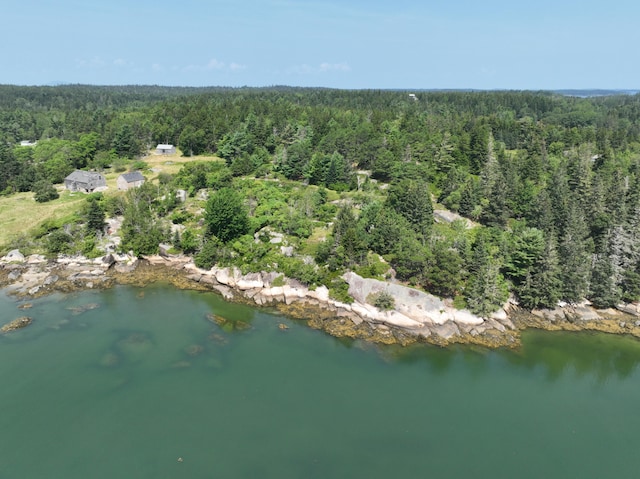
[2,250,640,348]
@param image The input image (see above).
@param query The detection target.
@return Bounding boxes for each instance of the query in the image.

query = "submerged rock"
[206,312,224,325]
[66,303,100,315]
[206,312,251,332]
[100,352,120,367]
[185,344,204,356]
[1,316,33,333]
[117,332,153,354]
[208,333,228,345]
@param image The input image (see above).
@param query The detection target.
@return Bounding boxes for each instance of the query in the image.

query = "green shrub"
[368,291,395,311]
[279,256,322,286]
[194,237,226,269]
[46,229,73,254]
[354,253,389,279]
[131,160,148,171]
[32,180,59,203]
[328,278,354,304]
[452,295,467,310]
[170,210,192,224]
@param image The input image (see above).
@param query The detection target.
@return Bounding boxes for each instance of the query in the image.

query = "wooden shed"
[117,171,146,191]
[155,144,176,155]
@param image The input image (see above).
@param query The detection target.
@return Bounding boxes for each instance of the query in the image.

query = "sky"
[3,0,640,89]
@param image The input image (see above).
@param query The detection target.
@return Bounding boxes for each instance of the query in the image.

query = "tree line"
[3,85,640,315]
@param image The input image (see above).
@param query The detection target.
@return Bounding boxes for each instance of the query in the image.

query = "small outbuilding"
[155,144,176,155]
[117,171,146,191]
[64,170,107,193]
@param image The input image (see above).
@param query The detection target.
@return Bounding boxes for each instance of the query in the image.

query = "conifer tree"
[386,179,433,240]
[518,234,562,310]
[465,237,509,317]
[559,203,591,303]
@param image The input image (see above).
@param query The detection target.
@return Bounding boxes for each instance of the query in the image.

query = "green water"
[1,285,640,479]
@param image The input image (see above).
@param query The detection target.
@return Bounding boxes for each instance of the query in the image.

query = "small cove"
[1,284,640,478]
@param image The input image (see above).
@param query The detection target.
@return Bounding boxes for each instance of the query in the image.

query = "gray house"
[64,170,107,193]
[117,171,145,191]
[155,143,176,155]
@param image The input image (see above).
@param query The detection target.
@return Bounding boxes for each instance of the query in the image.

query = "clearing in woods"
[0,149,223,249]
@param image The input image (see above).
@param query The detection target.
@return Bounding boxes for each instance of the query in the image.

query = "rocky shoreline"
[2,249,640,348]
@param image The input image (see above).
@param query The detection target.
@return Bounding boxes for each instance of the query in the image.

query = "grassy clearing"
[141,151,225,178]
[0,189,86,249]
[297,225,330,256]
[0,151,225,250]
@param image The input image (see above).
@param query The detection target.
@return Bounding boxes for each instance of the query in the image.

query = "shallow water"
[1,285,640,479]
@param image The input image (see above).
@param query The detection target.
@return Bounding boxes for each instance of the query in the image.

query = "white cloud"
[319,62,351,72]
[113,58,134,67]
[75,56,107,69]
[205,58,225,70]
[183,58,247,72]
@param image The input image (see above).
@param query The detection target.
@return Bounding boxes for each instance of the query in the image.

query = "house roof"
[65,170,103,183]
[156,144,174,149]
[120,171,145,183]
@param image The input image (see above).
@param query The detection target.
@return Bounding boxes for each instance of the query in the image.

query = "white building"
[155,144,176,155]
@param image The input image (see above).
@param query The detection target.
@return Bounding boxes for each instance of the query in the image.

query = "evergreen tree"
[331,205,367,267]
[517,235,562,310]
[423,240,464,297]
[589,249,620,308]
[391,234,428,285]
[469,122,490,174]
[479,134,510,226]
[458,176,481,219]
[0,142,20,193]
[386,179,433,240]
[119,184,166,256]
[559,204,591,303]
[464,237,509,317]
[84,196,106,234]
[111,124,139,158]
[503,225,545,286]
[204,187,250,243]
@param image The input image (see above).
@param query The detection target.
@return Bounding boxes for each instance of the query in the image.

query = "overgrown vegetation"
[4,85,640,316]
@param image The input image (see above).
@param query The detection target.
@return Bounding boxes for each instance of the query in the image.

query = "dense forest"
[3,85,640,316]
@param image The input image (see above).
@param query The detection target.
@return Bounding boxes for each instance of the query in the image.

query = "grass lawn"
[296,225,330,256]
[0,188,86,249]
[141,150,224,177]
[0,150,223,250]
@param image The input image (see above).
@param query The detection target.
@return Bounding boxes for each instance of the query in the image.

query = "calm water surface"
[1,285,640,479]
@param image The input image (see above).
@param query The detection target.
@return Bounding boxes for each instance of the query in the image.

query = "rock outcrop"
[179,263,516,347]
[1,316,33,333]
[0,251,118,297]
[3,249,639,348]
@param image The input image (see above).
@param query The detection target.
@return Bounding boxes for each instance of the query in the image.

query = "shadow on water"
[6,285,640,385]
[375,330,640,382]
[502,330,640,382]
